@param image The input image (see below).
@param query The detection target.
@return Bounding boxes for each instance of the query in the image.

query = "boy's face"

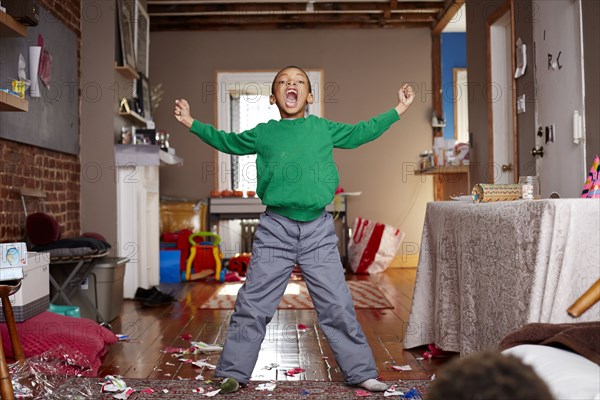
[270,68,314,119]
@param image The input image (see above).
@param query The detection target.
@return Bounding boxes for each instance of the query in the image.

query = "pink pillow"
[1,311,118,376]
[25,212,61,245]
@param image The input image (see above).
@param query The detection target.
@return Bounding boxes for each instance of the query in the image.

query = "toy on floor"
[185,232,223,282]
[228,253,251,276]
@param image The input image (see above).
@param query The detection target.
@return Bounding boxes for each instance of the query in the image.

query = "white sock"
[359,378,388,392]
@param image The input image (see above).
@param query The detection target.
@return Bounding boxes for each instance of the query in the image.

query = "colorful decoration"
[581,155,600,198]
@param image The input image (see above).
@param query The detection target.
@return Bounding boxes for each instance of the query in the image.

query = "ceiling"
[147,0,455,31]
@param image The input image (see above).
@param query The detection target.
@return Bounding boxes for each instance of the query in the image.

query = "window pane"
[231,95,280,192]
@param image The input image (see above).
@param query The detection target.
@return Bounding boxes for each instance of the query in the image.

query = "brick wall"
[0,0,81,242]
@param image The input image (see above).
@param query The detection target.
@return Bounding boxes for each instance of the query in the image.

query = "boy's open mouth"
[285,88,298,108]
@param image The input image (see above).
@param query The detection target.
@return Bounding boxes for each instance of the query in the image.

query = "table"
[208,196,349,262]
[403,199,600,355]
[208,196,346,220]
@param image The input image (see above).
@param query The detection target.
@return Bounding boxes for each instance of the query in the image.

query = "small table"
[208,196,349,263]
[414,165,470,201]
[403,199,600,355]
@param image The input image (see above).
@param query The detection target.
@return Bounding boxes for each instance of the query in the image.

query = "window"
[230,94,281,192]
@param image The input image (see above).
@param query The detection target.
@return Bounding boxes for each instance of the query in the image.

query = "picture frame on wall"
[136,73,152,121]
[134,0,149,77]
[117,0,136,70]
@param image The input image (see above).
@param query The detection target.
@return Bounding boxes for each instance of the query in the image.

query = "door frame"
[486,0,518,183]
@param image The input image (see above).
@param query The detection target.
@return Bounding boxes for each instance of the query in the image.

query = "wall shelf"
[415,164,470,175]
[159,150,183,166]
[115,64,140,80]
[0,10,27,37]
[0,91,28,112]
[118,110,147,125]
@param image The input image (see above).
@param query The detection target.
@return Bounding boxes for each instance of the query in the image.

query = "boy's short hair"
[271,66,312,94]
[426,351,555,400]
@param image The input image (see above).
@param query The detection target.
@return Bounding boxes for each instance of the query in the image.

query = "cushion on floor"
[1,311,117,376]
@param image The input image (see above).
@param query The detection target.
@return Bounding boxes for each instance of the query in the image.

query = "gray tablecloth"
[403,199,600,355]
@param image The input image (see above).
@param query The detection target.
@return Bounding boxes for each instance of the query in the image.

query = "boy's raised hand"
[395,83,415,117]
[174,99,194,129]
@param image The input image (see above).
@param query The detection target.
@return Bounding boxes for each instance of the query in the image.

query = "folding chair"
[19,189,113,329]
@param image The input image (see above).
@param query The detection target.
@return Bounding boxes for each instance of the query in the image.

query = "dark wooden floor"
[99,269,450,382]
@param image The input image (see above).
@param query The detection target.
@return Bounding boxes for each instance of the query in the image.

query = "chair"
[19,189,113,328]
[0,279,26,399]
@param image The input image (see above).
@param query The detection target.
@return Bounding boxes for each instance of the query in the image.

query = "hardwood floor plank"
[100,269,446,382]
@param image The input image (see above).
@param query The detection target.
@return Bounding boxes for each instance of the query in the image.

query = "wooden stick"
[568,279,600,318]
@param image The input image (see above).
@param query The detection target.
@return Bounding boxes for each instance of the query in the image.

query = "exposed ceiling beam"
[147,1,445,31]
[383,0,398,19]
[148,1,443,14]
[431,0,464,34]
[150,12,435,31]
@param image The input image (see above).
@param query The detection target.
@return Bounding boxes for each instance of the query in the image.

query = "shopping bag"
[348,217,405,274]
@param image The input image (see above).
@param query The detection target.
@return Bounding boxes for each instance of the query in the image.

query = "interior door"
[487,5,517,184]
[533,0,586,197]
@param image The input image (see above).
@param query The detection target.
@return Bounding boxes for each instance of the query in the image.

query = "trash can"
[50,257,127,323]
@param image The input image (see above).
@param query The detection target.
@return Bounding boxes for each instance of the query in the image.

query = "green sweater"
[190,108,400,221]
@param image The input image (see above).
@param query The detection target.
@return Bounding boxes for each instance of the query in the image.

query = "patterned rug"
[199,280,394,309]
[40,378,429,399]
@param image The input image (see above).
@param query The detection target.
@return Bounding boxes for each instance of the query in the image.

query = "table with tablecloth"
[403,199,600,355]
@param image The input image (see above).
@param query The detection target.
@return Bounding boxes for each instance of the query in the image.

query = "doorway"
[487,1,517,184]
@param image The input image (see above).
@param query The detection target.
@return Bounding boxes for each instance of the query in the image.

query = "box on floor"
[0,252,50,322]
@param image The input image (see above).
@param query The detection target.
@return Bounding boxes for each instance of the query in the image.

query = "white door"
[533,0,586,197]
[489,11,515,184]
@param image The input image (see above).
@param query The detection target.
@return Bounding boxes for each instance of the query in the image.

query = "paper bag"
[348,217,405,274]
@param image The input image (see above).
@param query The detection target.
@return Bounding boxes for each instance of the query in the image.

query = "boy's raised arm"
[395,83,415,117]
[331,83,415,149]
[174,99,257,155]
[174,99,194,129]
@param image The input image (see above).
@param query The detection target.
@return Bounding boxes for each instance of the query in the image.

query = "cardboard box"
[0,242,27,281]
[0,252,50,322]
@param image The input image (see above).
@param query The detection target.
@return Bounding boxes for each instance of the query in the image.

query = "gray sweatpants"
[214,209,378,385]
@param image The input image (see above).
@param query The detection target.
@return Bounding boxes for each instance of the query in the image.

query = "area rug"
[199,280,394,310]
[39,377,429,399]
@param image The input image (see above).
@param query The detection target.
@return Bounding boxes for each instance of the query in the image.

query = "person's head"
[270,66,313,119]
[426,351,555,400]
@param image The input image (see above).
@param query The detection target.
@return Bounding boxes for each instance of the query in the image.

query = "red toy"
[228,253,251,276]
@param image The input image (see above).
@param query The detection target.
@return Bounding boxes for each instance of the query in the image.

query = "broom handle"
[567,279,600,318]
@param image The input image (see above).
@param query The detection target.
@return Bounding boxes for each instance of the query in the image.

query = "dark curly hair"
[426,351,555,400]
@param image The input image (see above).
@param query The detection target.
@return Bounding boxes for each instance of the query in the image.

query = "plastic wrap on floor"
[9,344,96,399]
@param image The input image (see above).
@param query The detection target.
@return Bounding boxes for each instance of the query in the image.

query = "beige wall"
[150,28,434,249]
[80,0,119,248]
